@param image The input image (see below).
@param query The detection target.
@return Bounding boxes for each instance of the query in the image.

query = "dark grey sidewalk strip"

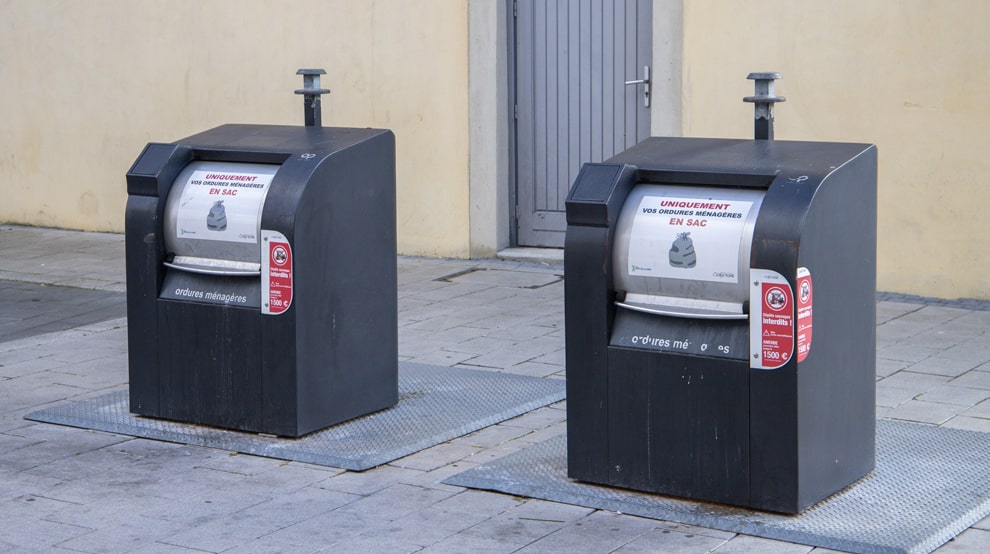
[877,291,990,312]
[0,281,126,343]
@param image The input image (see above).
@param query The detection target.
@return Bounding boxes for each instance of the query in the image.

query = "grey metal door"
[514,0,652,247]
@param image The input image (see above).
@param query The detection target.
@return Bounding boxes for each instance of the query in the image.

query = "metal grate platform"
[25,362,565,471]
[443,420,990,554]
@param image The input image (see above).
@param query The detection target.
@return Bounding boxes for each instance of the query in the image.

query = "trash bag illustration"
[668,231,696,268]
[207,200,227,231]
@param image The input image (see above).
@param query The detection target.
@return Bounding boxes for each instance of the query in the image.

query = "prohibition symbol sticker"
[261,230,293,315]
[272,245,289,266]
[765,286,789,311]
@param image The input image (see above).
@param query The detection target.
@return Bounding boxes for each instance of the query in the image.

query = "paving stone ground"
[1,224,988,553]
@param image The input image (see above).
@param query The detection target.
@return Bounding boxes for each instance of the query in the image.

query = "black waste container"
[564,136,877,513]
[125,121,397,437]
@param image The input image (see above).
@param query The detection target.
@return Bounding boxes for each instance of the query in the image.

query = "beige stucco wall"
[681,1,990,299]
[0,0,470,258]
[5,1,987,298]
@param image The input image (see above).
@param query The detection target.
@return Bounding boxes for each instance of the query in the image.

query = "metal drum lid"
[163,161,280,275]
[612,184,765,319]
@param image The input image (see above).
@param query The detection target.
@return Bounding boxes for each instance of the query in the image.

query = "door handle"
[624,65,650,108]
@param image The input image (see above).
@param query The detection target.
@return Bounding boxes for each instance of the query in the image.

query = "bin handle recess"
[164,256,261,277]
[615,300,748,320]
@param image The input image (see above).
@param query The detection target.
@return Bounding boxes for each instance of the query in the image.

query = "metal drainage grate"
[25,362,565,471]
[435,268,562,289]
[443,420,990,554]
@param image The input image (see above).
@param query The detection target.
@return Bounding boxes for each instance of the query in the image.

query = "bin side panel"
[125,195,163,416]
[291,130,399,435]
[260,316,299,437]
[748,367,800,512]
[125,143,190,418]
[795,146,878,509]
[747,170,819,513]
[255,160,305,436]
[564,224,614,483]
[564,163,636,483]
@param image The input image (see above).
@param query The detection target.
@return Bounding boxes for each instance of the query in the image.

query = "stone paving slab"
[2,225,990,552]
[0,226,126,292]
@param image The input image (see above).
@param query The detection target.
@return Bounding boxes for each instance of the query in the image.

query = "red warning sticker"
[750,268,794,370]
[261,230,292,315]
[796,267,813,363]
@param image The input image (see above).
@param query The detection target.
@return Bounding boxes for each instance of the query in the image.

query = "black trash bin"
[564,78,877,513]
[124,71,397,437]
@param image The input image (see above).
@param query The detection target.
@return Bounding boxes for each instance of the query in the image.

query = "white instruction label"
[627,196,753,283]
[174,170,274,244]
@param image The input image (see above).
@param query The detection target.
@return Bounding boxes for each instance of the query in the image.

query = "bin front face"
[564,137,877,513]
[606,182,764,505]
[125,125,398,437]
